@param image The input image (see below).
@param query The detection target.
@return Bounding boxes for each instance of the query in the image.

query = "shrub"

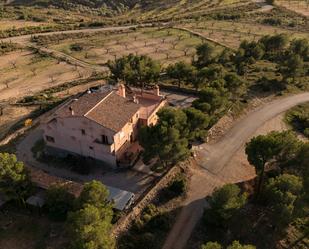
[167,174,187,196]
[70,43,83,51]
[45,185,75,221]
[285,104,309,137]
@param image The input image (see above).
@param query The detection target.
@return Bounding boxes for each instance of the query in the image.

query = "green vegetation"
[0,154,115,249]
[45,185,75,221]
[202,241,255,249]
[0,153,32,204]
[245,131,301,197]
[0,41,21,54]
[139,106,210,167]
[67,181,115,249]
[107,54,161,87]
[118,172,187,249]
[263,174,303,228]
[285,103,309,137]
[194,131,309,248]
[204,184,247,227]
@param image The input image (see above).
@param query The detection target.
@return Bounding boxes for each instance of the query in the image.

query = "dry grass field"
[130,0,250,22]
[0,20,49,30]
[276,0,309,17]
[0,50,91,101]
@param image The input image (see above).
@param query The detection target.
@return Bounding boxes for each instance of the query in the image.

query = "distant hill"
[2,0,136,9]
[1,0,159,9]
[1,0,186,10]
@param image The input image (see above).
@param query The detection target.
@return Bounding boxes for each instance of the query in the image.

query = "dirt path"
[34,46,108,73]
[162,92,309,249]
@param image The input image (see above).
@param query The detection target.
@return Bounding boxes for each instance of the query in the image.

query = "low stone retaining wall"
[174,27,235,51]
[112,162,185,237]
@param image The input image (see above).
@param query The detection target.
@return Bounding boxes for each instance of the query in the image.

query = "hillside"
[2,0,245,11]
[3,0,169,9]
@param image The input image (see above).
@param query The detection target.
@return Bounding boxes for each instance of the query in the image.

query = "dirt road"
[162,92,309,249]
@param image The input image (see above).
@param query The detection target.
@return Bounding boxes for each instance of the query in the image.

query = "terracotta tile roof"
[51,91,140,132]
[56,91,111,117]
[86,92,140,132]
[29,167,83,197]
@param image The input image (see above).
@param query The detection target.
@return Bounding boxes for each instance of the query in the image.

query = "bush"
[204,184,247,227]
[168,174,187,196]
[70,43,83,51]
[285,104,309,137]
[262,18,282,26]
[45,185,75,221]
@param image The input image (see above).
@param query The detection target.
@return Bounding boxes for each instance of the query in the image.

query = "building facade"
[43,84,166,168]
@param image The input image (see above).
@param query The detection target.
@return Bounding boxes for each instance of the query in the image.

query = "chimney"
[69,106,74,115]
[153,84,160,96]
[118,83,126,98]
[133,95,139,104]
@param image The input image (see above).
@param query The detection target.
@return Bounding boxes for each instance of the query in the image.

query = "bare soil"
[277,0,309,17]
[0,207,67,249]
[0,50,91,102]
[0,105,37,138]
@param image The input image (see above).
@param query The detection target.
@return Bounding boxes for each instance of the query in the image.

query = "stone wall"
[112,162,186,237]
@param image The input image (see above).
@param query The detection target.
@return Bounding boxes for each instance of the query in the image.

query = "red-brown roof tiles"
[51,90,140,132]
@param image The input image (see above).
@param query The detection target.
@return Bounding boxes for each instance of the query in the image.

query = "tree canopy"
[201,241,255,249]
[166,61,196,88]
[263,174,303,228]
[68,204,115,249]
[46,185,75,221]
[204,184,247,226]
[201,242,222,249]
[67,180,114,249]
[0,153,31,203]
[246,131,301,196]
[107,54,161,88]
[195,43,217,67]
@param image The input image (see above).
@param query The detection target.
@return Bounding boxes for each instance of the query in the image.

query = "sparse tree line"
[0,24,77,39]
[0,41,21,54]
[31,29,132,46]
[0,152,115,249]
[199,131,309,248]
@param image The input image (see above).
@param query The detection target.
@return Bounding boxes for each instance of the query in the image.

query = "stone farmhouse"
[42,84,166,168]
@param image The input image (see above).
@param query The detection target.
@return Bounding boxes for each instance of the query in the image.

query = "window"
[102,135,109,145]
[46,136,55,143]
[81,129,86,135]
[89,146,94,150]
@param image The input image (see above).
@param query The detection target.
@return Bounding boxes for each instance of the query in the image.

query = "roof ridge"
[84,90,114,117]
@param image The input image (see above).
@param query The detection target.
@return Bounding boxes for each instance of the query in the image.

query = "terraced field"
[181,20,309,49]
[0,50,90,101]
[47,28,220,68]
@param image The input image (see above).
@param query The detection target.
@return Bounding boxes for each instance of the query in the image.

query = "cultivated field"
[181,20,309,49]
[0,50,91,101]
[48,28,210,68]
